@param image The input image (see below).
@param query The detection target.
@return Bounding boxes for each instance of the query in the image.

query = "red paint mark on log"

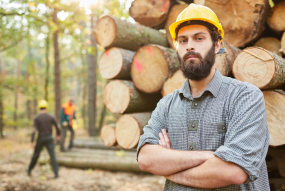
[146,47,152,54]
[161,1,169,12]
[135,60,143,72]
[105,51,109,57]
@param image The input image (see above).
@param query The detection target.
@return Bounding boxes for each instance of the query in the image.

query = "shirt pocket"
[203,121,227,151]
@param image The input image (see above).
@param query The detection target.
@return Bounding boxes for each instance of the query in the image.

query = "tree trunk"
[267,1,285,32]
[232,47,285,89]
[98,104,106,130]
[94,15,169,51]
[131,45,179,93]
[195,0,269,48]
[129,0,172,28]
[13,60,21,129]
[87,15,97,136]
[263,90,285,146]
[103,80,161,114]
[215,39,241,77]
[99,47,135,80]
[280,32,285,55]
[53,8,61,122]
[115,112,152,149]
[100,124,117,147]
[0,55,4,138]
[55,149,144,173]
[44,30,50,101]
[165,4,189,48]
[254,37,281,56]
[161,70,186,97]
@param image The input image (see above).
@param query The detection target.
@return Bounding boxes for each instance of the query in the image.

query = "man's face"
[176,25,220,81]
[69,100,74,105]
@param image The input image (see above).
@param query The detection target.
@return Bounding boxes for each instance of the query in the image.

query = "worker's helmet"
[169,3,224,42]
[38,100,48,109]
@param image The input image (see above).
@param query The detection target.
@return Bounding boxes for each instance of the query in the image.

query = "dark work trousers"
[28,135,58,177]
[60,126,74,149]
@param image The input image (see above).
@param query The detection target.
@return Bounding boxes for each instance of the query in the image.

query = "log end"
[101,124,116,147]
[99,48,123,79]
[161,70,186,97]
[254,37,281,57]
[95,15,116,48]
[232,47,275,89]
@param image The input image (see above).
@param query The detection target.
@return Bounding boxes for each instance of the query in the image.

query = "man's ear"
[215,40,221,54]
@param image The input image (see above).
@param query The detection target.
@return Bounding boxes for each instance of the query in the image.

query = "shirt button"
[194,103,198,106]
[191,124,195,128]
[222,126,226,130]
[189,146,193,150]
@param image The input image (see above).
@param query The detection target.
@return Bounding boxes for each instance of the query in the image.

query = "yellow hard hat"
[38,100,48,109]
[169,3,224,42]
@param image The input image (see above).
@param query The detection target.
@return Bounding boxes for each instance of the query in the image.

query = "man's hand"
[56,135,61,141]
[159,129,172,149]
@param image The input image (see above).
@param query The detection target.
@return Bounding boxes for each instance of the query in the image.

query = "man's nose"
[186,41,195,52]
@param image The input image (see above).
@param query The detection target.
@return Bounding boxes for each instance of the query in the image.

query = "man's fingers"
[162,129,171,149]
[159,133,167,148]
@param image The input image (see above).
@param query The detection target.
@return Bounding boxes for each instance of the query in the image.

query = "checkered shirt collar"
[179,69,223,99]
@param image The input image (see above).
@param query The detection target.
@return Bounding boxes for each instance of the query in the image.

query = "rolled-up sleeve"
[136,96,168,161]
[214,86,269,183]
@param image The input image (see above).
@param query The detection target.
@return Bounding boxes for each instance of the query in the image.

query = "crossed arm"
[138,129,248,188]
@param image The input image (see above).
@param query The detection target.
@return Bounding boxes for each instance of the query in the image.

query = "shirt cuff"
[214,145,259,183]
[136,137,159,161]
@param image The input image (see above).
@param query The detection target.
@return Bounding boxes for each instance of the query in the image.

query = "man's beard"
[178,45,216,81]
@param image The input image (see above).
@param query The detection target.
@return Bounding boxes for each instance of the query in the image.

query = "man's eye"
[179,39,187,43]
[196,37,203,41]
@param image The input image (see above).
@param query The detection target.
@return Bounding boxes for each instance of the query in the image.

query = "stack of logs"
[95,0,285,151]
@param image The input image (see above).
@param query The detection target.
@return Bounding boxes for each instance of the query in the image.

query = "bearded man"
[136,3,270,191]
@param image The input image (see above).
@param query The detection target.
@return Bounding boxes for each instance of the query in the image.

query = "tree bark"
[263,90,285,146]
[129,0,172,28]
[267,1,285,32]
[87,15,97,136]
[99,47,135,80]
[195,0,270,48]
[13,59,21,129]
[0,55,4,138]
[94,15,169,51]
[53,8,61,122]
[44,29,50,101]
[232,47,285,89]
[215,39,241,77]
[100,124,117,147]
[165,4,189,48]
[103,80,162,114]
[280,32,285,55]
[254,37,282,56]
[131,45,179,93]
[115,112,152,149]
[161,70,186,97]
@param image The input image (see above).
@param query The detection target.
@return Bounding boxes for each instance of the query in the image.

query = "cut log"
[254,37,282,56]
[161,70,186,97]
[165,4,189,48]
[116,112,152,149]
[263,90,285,147]
[267,1,285,32]
[100,124,117,147]
[56,149,145,173]
[99,48,135,80]
[232,47,285,89]
[103,80,162,114]
[94,15,169,51]
[129,0,172,28]
[215,39,241,76]
[280,32,285,55]
[131,45,180,93]
[194,0,270,48]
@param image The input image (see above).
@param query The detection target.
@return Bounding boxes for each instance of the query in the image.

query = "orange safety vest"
[62,103,75,126]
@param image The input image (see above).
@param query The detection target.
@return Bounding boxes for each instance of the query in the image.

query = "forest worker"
[136,3,269,190]
[59,99,76,152]
[26,100,60,178]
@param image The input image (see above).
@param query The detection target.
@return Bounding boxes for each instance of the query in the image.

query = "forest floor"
[0,128,165,191]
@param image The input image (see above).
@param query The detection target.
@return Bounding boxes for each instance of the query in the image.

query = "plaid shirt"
[137,70,270,191]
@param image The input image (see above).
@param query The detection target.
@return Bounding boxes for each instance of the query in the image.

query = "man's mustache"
[182,51,203,62]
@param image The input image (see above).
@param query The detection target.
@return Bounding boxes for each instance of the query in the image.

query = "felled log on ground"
[100,124,117,147]
[215,40,241,76]
[280,32,285,55]
[161,70,186,97]
[103,80,161,114]
[263,90,285,147]
[131,45,179,94]
[232,47,285,89]
[267,1,285,32]
[254,37,282,56]
[194,0,270,48]
[129,0,172,29]
[56,149,144,173]
[94,15,169,51]
[73,138,136,151]
[116,112,152,149]
[99,48,135,80]
[164,4,188,48]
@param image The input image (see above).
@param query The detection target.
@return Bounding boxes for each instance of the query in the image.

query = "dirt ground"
[0,128,165,191]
